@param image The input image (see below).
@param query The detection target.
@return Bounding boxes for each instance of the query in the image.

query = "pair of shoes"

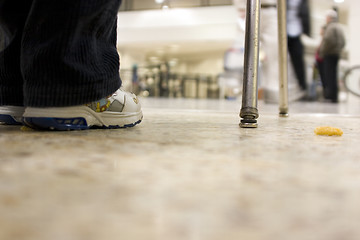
[319,98,338,103]
[263,88,279,104]
[0,106,25,125]
[325,98,338,103]
[263,88,307,103]
[297,93,314,102]
[1,89,143,130]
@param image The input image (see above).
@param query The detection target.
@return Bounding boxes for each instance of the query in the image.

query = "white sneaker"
[23,89,143,130]
[0,106,25,125]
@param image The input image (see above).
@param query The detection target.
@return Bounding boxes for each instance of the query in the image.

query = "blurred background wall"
[116,0,355,99]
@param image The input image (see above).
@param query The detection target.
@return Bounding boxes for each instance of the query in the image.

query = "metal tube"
[239,0,261,128]
[277,0,289,117]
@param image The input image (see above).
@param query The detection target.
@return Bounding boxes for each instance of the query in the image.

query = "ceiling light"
[155,0,164,3]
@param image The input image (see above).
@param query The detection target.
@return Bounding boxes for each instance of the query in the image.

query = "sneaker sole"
[0,114,23,125]
[23,106,143,130]
[0,106,25,125]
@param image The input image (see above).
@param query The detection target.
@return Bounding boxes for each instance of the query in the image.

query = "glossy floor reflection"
[1,96,360,240]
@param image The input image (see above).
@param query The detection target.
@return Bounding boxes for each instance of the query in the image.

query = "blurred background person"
[287,0,311,97]
[307,25,325,101]
[233,0,304,103]
[318,9,345,103]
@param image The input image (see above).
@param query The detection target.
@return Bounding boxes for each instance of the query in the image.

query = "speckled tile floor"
[1,96,360,240]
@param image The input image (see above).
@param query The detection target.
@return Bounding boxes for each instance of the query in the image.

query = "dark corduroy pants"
[0,0,122,107]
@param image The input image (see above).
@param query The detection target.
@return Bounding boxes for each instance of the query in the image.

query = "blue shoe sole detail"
[23,117,89,130]
[0,114,22,125]
[23,117,142,131]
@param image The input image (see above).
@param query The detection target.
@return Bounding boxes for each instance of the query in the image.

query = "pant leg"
[323,54,339,101]
[0,0,33,106]
[317,60,326,92]
[287,36,307,90]
[21,0,122,107]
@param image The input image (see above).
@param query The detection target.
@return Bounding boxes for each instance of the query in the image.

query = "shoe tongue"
[107,91,125,112]
[107,100,124,112]
[86,91,125,112]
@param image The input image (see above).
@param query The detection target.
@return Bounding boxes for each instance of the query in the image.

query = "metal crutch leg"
[277,0,289,117]
[239,0,261,128]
